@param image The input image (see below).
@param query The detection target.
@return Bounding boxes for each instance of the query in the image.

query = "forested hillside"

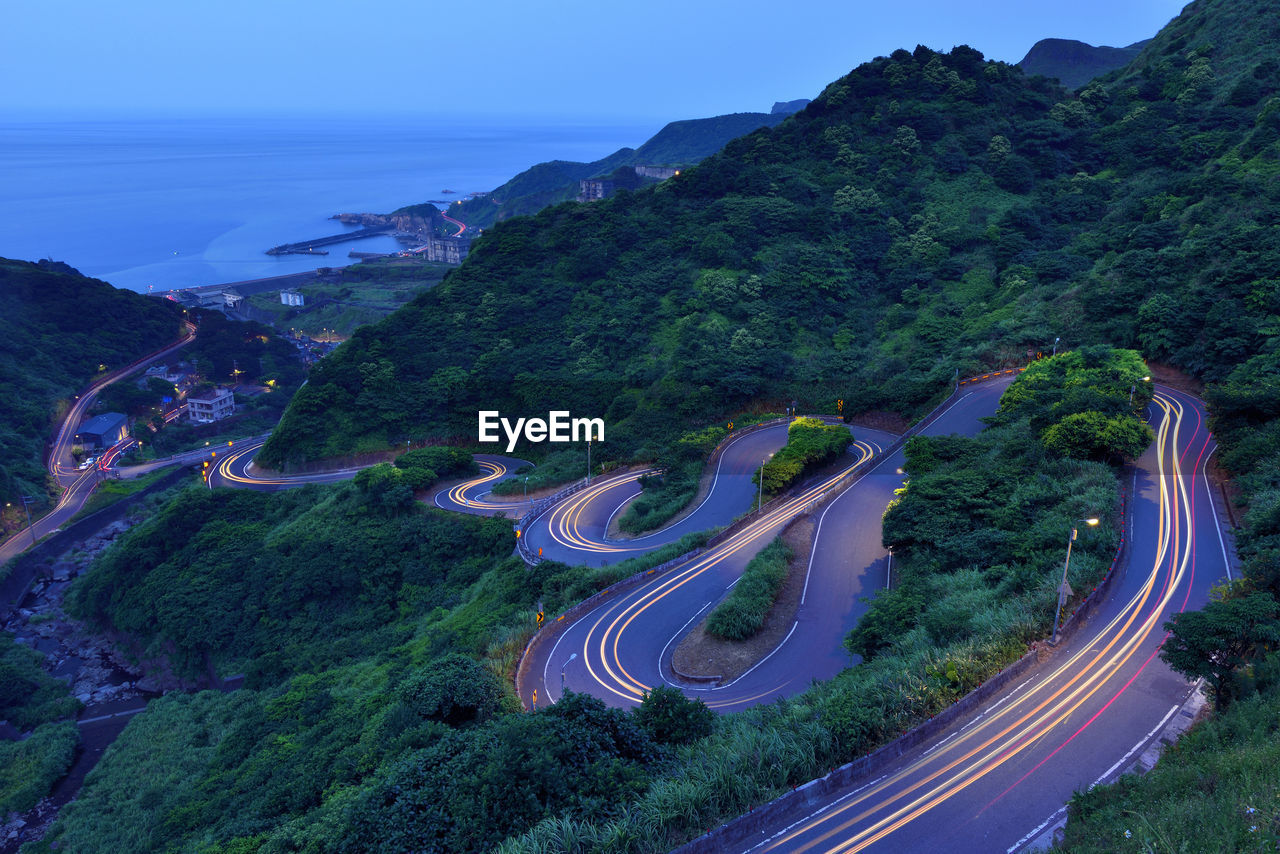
[445,111,790,229]
[22,0,1280,850]
[0,258,180,517]
[263,0,1279,479]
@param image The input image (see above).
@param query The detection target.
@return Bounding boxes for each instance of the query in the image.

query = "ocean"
[0,114,656,293]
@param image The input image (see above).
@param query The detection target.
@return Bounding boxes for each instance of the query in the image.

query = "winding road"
[0,323,196,569]
[200,374,1231,853]
[725,386,1227,854]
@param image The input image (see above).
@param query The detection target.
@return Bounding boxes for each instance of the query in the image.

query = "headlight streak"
[749,393,1205,854]
[578,441,878,704]
[444,460,529,510]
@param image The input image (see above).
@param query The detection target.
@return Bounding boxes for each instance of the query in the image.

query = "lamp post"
[20,495,36,546]
[1052,337,1060,357]
[1129,376,1151,407]
[757,453,774,511]
[586,439,592,486]
[1051,517,1099,645]
[561,652,578,693]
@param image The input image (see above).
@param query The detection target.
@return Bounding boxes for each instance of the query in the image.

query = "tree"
[1161,593,1280,708]
[1041,412,1153,461]
[635,684,715,746]
[398,654,502,726]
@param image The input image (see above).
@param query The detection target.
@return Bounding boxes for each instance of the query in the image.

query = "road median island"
[672,520,812,684]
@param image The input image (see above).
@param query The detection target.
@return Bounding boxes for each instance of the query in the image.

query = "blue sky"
[5,0,1188,121]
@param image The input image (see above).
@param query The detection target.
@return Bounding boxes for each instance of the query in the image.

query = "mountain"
[0,258,181,514]
[262,0,1280,518]
[1018,37,1151,89]
[445,111,792,229]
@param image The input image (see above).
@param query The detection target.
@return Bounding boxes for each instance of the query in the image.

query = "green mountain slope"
[446,111,790,228]
[1018,38,1152,89]
[0,259,180,516]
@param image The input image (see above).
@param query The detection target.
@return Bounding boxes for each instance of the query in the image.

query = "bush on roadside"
[705,539,793,641]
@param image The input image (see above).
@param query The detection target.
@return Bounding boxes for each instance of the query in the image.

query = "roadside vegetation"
[67,467,175,521]
[755,417,854,498]
[14,0,1280,849]
[705,538,793,641]
[0,632,81,820]
[614,414,781,534]
[0,258,180,523]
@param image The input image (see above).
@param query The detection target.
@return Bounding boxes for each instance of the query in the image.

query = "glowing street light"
[1051,517,1100,645]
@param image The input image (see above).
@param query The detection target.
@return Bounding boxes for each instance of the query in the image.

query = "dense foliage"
[705,538,793,641]
[1061,658,1280,852]
[756,417,855,495]
[447,112,788,230]
[0,632,81,819]
[67,479,509,681]
[0,258,180,516]
[847,351,1128,663]
[22,0,1280,849]
[34,479,719,853]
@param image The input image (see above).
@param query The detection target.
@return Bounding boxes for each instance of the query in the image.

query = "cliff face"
[333,211,439,235]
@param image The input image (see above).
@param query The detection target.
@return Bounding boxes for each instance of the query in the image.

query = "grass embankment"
[1061,676,1280,852]
[706,539,792,641]
[69,467,179,522]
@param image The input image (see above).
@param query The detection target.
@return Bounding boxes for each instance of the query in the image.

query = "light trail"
[577,441,879,704]
[747,392,1211,853]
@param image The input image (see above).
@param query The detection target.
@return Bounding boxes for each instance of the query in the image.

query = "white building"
[187,387,235,423]
[281,289,305,306]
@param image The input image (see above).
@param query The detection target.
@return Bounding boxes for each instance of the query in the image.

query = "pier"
[265,225,392,256]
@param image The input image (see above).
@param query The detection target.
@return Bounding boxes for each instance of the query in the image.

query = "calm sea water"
[0,114,655,293]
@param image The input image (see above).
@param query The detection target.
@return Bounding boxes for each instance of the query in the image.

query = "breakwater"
[265,225,392,255]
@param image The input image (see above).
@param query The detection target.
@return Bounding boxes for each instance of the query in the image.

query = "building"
[75,412,129,449]
[422,235,471,265]
[578,178,615,202]
[187,386,236,423]
[281,289,305,306]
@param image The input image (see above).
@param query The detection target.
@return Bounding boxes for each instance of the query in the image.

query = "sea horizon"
[0,112,661,293]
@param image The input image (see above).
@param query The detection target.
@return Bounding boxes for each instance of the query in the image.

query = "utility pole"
[20,495,35,546]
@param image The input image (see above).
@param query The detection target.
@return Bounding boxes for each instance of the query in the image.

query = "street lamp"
[758,453,774,510]
[1051,517,1100,645]
[561,652,578,692]
[20,495,36,546]
[586,438,592,486]
[1129,376,1151,407]
[1052,337,1060,357]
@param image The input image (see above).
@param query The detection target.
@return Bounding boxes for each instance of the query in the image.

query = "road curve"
[432,454,535,516]
[700,386,1228,854]
[523,380,1011,713]
[1,324,196,567]
[521,422,844,567]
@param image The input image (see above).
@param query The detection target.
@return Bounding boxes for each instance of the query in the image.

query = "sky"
[4,0,1190,122]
